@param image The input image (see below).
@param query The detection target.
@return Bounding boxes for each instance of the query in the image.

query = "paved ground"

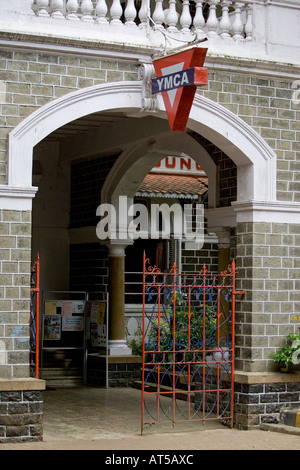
[1,386,300,451]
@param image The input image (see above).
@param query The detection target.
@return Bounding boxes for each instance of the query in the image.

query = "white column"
[219,0,232,38]
[110,0,123,25]
[36,0,50,17]
[166,0,179,32]
[66,0,80,20]
[125,0,137,26]
[244,3,253,41]
[50,0,64,19]
[95,0,108,23]
[193,0,205,37]
[138,0,149,29]
[206,0,219,37]
[180,0,192,33]
[81,0,94,22]
[152,0,164,26]
[232,1,244,39]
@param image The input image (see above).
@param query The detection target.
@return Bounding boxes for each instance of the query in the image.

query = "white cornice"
[206,200,300,227]
[232,200,300,223]
[206,54,300,80]
[0,186,38,210]
[0,34,299,78]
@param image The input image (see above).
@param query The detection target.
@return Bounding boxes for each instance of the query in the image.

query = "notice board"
[84,301,107,348]
[43,300,85,348]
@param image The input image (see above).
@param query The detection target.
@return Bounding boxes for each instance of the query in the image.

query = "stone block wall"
[0,47,298,400]
[0,49,139,185]
[197,73,300,204]
[0,378,45,443]
[0,210,32,379]
[87,355,142,387]
[181,241,219,273]
[234,373,300,429]
[235,221,300,372]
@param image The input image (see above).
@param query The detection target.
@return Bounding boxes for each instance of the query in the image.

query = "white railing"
[31,0,254,40]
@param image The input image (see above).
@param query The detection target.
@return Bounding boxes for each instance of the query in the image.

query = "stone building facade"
[0,0,299,441]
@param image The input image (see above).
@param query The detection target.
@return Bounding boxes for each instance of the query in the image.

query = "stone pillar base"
[234,371,300,430]
[0,378,46,443]
[108,340,132,356]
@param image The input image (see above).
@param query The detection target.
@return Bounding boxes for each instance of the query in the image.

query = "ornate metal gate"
[141,254,242,433]
[30,254,40,378]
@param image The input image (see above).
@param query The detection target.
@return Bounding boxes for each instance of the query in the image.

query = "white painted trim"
[1,38,299,80]
[8,82,142,187]
[0,186,37,210]
[0,38,152,64]
[232,200,300,224]
[101,132,217,208]
[189,94,277,203]
[8,81,277,209]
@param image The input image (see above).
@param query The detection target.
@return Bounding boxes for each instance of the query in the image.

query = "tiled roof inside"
[136,173,208,198]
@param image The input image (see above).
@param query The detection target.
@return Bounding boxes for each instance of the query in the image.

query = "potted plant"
[272,329,300,372]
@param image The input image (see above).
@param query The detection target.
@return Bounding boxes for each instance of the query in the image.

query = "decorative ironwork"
[141,253,242,433]
[30,254,40,378]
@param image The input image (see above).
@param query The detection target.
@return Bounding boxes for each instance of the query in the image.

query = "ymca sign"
[152,47,208,132]
[152,67,207,94]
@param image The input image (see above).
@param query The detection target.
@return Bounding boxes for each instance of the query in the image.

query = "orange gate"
[30,254,40,378]
[141,253,242,433]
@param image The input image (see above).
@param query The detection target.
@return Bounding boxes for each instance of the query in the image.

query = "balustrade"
[32,0,254,40]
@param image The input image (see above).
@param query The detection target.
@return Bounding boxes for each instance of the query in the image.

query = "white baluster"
[110,0,123,25]
[180,0,192,34]
[193,0,205,37]
[138,0,149,29]
[66,0,80,20]
[125,0,137,26]
[166,0,179,32]
[244,3,253,41]
[152,0,164,26]
[51,0,64,19]
[219,0,232,38]
[36,0,50,17]
[232,1,244,39]
[81,0,94,22]
[206,0,219,37]
[95,0,108,23]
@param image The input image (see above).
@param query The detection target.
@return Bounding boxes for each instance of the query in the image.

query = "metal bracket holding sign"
[151,47,208,132]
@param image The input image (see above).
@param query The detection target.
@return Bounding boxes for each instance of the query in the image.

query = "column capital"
[105,239,133,257]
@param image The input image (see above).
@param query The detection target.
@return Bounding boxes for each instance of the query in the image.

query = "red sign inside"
[152,47,208,132]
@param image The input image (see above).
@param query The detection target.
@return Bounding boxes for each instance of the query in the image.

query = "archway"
[8,80,277,204]
[7,79,278,381]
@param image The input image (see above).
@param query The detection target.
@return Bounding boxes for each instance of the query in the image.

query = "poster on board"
[44,314,61,340]
[85,302,106,347]
[62,316,84,332]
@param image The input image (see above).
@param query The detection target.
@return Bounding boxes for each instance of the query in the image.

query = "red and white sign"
[152,47,208,132]
[154,157,204,175]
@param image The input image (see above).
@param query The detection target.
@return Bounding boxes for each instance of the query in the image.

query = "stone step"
[40,367,83,379]
[280,408,300,427]
[44,376,84,388]
[40,367,84,387]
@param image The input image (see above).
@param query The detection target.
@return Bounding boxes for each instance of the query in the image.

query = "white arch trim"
[7,80,277,204]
